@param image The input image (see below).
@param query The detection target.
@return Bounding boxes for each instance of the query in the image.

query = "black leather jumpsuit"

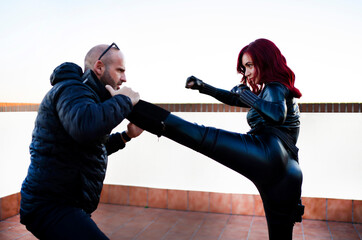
[127,81,303,240]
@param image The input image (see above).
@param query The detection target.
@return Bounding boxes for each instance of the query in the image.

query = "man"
[20,43,142,239]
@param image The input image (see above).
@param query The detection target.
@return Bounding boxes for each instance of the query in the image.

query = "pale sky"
[1,0,361,103]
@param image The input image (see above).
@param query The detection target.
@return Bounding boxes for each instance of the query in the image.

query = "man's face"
[100,51,126,90]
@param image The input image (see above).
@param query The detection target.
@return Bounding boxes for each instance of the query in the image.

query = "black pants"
[24,205,108,240]
[163,114,303,240]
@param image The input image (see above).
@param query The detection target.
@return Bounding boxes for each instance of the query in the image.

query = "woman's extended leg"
[127,100,303,239]
[127,100,288,184]
[162,114,288,184]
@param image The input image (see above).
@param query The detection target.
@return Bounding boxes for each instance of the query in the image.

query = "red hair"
[237,38,302,98]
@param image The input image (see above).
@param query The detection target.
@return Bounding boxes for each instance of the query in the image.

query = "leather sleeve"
[252,83,288,124]
[199,83,250,108]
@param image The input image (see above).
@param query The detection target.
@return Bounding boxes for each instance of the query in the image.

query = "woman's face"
[242,53,261,85]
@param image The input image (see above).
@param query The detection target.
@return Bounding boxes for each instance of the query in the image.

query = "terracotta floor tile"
[227,215,253,230]
[293,222,303,235]
[251,216,267,227]
[248,230,269,239]
[1,203,360,240]
[162,212,206,240]
[304,236,331,240]
[192,213,229,239]
[0,220,18,231]
[135,211,180,239]
[4,223,29,235]
[16,234,37,239]
[0,231,21,240]
[303,228,331,239]
[292,235,305,240]
[328,221,360,239]
[3,214,20,223]
[219,226,249,240]
[354,223,362,235]
[109,210,160,239]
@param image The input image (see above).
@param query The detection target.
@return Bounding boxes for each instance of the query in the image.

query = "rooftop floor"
[1,203,361,239]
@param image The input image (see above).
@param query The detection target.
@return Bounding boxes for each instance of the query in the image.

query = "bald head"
[83,43,127,89]
[84,44,122,72]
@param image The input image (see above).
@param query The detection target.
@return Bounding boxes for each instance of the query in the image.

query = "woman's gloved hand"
[185,76,205,90]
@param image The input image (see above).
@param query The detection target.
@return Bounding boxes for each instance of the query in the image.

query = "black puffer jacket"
[20,62,132,223]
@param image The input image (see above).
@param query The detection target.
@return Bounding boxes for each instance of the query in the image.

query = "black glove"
[230,84,251,95]
[185,76,205,90]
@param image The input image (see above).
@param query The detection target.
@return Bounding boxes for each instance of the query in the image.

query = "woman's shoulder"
[261,82,289,100]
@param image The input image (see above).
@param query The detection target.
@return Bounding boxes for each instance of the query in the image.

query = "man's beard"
[101,68,117,89]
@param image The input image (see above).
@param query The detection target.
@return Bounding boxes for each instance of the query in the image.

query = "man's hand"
[126,123,144,138]
[105,85,140,106]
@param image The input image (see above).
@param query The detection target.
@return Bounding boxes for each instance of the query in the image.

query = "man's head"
[84,43,126,90]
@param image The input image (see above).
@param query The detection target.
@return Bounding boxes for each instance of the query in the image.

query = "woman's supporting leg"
[257,159,303,240]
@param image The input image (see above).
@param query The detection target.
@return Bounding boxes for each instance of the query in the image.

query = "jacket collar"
[82,70,112,102]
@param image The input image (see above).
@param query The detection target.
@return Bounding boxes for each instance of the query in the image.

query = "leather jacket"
[199,82,300,143]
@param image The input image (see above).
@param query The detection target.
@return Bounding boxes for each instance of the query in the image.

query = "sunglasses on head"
[98,42,120,60]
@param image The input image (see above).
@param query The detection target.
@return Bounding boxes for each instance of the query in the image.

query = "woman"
[121,38,304,240]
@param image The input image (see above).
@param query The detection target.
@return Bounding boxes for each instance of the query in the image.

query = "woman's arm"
[236,82,288,124]
[185,76,250,108]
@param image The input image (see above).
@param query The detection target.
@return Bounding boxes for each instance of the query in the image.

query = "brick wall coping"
[1,102,361,113]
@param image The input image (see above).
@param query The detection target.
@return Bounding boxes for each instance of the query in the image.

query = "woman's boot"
[126,100,170,137]
[127,100,210,150]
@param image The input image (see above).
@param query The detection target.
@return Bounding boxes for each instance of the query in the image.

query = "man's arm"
[106,123,144,155]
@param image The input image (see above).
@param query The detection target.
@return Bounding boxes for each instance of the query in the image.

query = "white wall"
[0,112,36,198]
[1,111,361,200]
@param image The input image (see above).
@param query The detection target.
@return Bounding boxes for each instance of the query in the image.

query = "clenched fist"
[105,85,140,106]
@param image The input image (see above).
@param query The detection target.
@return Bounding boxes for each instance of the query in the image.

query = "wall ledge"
[1,102,362,113]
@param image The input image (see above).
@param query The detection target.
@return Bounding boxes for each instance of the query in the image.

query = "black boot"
[127,100,211,153]
[127,100,170,137]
